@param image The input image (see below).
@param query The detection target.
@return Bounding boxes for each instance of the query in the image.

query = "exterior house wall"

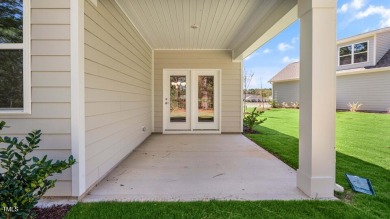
[337,37,374,71]
[272,81,299,104]
[376,31,390,63]
[273,71,390,112]
[336,71,390,111]
[84,0,152,189]
[0,0,72,196]
[154,50,242,133]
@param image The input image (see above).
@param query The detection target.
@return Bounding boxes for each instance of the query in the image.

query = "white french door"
[163,69,220,133]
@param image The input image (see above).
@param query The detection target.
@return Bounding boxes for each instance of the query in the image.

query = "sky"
[244,0,390,89]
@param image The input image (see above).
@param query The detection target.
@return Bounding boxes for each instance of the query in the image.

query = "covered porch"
[83,134,308,201]
[70,0,338,199]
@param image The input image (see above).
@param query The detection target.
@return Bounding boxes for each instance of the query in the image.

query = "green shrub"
[347,102,363,112]
[281,102,289,108]
[269,100,279,108]
[0,121,76,219]
[290,102,299,109]
[243,108,267,132]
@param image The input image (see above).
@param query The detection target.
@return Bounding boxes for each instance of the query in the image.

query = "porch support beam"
[297,0,337,198]
[232,0,298,62]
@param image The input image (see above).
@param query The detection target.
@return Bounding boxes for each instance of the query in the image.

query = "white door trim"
[163,69,221,134]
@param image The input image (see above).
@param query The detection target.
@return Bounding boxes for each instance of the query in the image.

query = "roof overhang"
[271,66,390,83]
[337,27,390,45]
[231,2,298,61]
[337,66,390,76]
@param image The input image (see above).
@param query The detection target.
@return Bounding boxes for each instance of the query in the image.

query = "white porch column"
[297,0,337,198]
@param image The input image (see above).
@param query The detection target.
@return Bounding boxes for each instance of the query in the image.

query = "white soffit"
[116,0,297,53]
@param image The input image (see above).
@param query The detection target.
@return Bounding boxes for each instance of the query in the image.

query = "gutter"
[270,66,390,83]
[337,66,390,76]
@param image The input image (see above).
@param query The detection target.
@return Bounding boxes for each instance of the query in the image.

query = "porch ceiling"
[116,0,297,60]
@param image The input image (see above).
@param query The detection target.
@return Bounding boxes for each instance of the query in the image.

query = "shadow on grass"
[245,126,390,219]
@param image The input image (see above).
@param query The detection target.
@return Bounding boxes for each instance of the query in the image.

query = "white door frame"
[163,69,221,134]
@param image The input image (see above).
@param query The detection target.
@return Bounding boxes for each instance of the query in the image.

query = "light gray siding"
[337,71,390,111]
[273,71,390,112]
[0,0,72,196]
[337,37,374,71]
[154,50,242,133]
[272,81,299,104]
[84,0,152,189]
[376,31,390,63]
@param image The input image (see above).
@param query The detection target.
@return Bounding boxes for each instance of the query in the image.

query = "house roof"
[269,62,299,83]
[270,51,390,82]
[337,27,390,45]
[366,49,390,69]
[270,29,390,83]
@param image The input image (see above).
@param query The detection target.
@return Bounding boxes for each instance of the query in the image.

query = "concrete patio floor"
[83,134,309,202]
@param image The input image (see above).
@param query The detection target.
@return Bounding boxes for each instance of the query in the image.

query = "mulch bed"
[243,126,259,134]
[32,205,72,219]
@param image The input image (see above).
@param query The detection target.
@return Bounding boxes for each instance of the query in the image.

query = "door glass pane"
[170,76,186,122]
[198,76,214,122]
[0,50,23,109]
[0,0,23,43]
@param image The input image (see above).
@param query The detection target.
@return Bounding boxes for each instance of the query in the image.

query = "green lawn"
[66,200,371,219]
[246,109,390,218]
[65,109,390,219]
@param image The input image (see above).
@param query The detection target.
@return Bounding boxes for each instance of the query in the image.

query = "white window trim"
[0,0,31,114]
[338,40,369,67]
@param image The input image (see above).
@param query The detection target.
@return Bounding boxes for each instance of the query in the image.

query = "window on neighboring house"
[339,41,368,66]
[0,0,30,113]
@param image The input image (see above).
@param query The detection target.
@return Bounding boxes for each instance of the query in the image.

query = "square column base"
[297,169,335,199]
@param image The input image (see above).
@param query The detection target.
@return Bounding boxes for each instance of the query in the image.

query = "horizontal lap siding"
[376,31,390,63]
[272,81,299,104]
[84,0,152,189]
[154,50,241,133]
[337,71,390,111]
[273,71,390,112]
[0,0,72,196]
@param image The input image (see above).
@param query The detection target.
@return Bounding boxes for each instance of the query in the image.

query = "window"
[339,41,368,66]
[0,0,30,113]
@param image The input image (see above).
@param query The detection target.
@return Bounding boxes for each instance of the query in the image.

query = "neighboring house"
[245,95,270,102]
[270,27,390,112]
[0,0,340,199]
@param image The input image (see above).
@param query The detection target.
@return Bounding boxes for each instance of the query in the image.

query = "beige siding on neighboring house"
[272,81,299,104]
[154,50,241,133]
[337,37,374,71]
[84,0,152,189]
[0,0,72,196]
[376,31,390,63]
[337,71,390,111]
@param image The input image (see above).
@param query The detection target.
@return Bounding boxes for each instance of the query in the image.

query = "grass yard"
[65,109,389,219]
[246,109,390,218]
[65,200,371,219]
